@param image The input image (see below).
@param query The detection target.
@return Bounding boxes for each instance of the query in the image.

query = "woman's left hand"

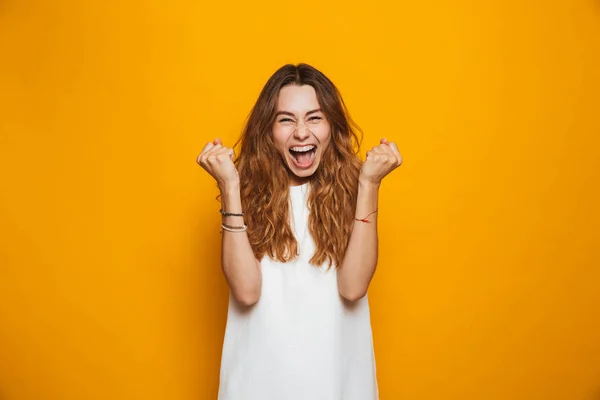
[359,138,403,185]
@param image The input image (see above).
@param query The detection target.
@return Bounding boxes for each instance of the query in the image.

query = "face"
[272,84,332,186]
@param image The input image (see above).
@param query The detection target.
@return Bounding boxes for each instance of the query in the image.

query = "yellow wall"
[1,0,599,399]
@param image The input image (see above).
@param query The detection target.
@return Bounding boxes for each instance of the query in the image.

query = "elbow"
[338,268,371,302]
[339,286,368,302]
[233,287,261,307]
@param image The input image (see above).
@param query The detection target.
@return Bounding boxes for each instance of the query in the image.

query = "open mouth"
[289,144,317,168]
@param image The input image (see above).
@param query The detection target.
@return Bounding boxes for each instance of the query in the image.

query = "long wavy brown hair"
[233,63,363,268]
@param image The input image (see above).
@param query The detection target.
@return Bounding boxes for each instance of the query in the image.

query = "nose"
[293,123,311,140]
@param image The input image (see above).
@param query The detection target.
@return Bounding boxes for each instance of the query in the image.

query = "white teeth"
[290,145,316,152]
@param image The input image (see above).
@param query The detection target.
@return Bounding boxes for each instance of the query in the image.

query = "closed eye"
[308,116,322,121]
[278,118,294,123]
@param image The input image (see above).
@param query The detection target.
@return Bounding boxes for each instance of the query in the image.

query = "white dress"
[218,182,378,400]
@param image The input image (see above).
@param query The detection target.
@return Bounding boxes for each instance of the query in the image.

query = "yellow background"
[1,0,599,399]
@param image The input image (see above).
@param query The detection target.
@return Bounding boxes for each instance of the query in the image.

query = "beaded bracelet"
[220,209,244,217]
[355,209,378,223]
[221,223,248,233]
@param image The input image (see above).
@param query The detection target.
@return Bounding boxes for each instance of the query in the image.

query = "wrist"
[219,181,243,217]
[219,180,240,194]
[358,176,381,189]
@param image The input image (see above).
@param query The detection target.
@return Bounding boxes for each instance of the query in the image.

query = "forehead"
[277,85,320,112]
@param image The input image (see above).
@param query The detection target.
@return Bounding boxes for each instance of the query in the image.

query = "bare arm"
[337,179,380,301]
[220,182,262,306]
[197,138,262,307]
[337,138,402,301]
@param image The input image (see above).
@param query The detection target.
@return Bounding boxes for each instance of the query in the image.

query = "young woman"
[197,63,402,400]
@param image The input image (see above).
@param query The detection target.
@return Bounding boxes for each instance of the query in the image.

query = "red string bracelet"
[355,208,378,223]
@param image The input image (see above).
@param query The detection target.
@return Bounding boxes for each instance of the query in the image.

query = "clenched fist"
[196,138,239,189]
[359,138,402,185]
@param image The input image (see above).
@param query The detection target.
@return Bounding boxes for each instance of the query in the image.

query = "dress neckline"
[289,181,310,196]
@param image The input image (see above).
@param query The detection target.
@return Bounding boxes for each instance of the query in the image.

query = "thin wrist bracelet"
[355,208,378,223]
[221,223,248,232]
[220,209,244,217]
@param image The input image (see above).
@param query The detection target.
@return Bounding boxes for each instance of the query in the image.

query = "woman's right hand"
[196,138,239,189]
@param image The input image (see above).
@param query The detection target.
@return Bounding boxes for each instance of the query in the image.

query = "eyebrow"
[275,108,322,118]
